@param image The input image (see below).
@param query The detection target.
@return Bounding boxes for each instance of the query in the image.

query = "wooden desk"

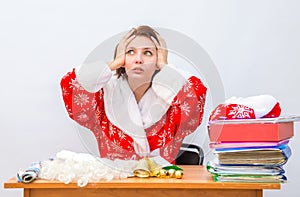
[4,166,280,197]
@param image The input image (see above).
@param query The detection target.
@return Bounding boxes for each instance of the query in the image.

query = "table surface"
[4,165,280,190]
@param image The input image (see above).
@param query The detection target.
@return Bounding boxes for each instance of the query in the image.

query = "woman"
[60,25,207,164]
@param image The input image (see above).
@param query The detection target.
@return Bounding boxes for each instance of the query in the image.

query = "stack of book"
[207,117,298,183]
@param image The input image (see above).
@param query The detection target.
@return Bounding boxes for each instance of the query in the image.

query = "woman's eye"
[126,50,134,55]
[144,51,152,56]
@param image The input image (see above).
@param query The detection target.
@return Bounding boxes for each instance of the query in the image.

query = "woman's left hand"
[151,32,168,69]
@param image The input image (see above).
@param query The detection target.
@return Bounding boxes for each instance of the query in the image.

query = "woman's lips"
[132,67,144,74]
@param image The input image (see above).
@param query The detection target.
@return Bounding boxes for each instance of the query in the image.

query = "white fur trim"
[138,88,169,128]
[225,95,277,118]
[103,78,150,156]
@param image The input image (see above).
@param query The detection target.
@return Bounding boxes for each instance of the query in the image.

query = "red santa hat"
[209,95,281,121]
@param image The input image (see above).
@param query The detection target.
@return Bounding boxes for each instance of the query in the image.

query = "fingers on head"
[151,36,160,47]
[126,28,136,39]
[153,31,167,49]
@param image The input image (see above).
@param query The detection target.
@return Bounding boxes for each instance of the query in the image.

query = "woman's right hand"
[109,28,136,71]
[151,31,168,69]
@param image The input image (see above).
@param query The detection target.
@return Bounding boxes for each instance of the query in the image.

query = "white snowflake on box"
[228,105,252,119]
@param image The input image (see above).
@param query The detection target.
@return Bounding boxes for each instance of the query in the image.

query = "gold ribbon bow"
[133,157,183,179]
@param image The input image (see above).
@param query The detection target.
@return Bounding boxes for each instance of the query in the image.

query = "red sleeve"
[166,76,207,158]
[60,68,103,131]
[172,76,207,139]
[160,76,207,163]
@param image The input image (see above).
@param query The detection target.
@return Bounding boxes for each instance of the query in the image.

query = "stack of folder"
[206,117,298,183]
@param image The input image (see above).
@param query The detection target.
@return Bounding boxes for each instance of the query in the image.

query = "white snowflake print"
[196,95,205,112]
[69,78,83,90]
[108,152,125,160]
[156,135,166,147]
[180,101,190,116]
[188,118,197,126]
[183,129,192,135]
[175,135,185,142]
[96,107,105,120]
[173,97,180,105]
[74,93,89,107]
[209,104,224,121]
[98,90,104,100]
[156,137,164,147]
[66,104,73,116]
[165,128,172,141]
[101,120,108,129]
[77,112,89,122]
[148,125,159,136]
[187,91,194,98]
[108,124,116,137]
[196,101,202,113]
[157,130,169,147]
[163,147,169,157]
[118,131,127,141]
[128,140,134,148]
[62,87,69,97]
[100,141,105,149]
[91,99,97,109]
[228,105,252,119]
[93,130,101,140]
[149,121,165,136]
[111,139,122,150]
[183,79,193,93]
[104,138,111,151]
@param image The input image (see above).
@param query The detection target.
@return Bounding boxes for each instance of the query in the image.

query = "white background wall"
[1,0,300,196]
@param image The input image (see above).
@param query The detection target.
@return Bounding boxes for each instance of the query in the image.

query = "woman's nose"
[135,52,144,64]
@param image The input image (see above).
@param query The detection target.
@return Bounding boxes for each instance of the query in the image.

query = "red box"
[208,121,294,142]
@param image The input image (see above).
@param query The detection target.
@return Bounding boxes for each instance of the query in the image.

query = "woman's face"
[124,36,158,82]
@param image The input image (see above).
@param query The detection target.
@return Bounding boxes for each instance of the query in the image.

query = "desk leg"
[256,189,263,197]
[24,189,30,197]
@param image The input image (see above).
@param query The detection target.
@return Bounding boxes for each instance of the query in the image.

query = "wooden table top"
[4,165,280,190]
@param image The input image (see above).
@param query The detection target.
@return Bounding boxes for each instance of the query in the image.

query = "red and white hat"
[209,95,281,121]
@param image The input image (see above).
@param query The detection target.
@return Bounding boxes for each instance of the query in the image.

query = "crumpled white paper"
[36,150,138,187]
